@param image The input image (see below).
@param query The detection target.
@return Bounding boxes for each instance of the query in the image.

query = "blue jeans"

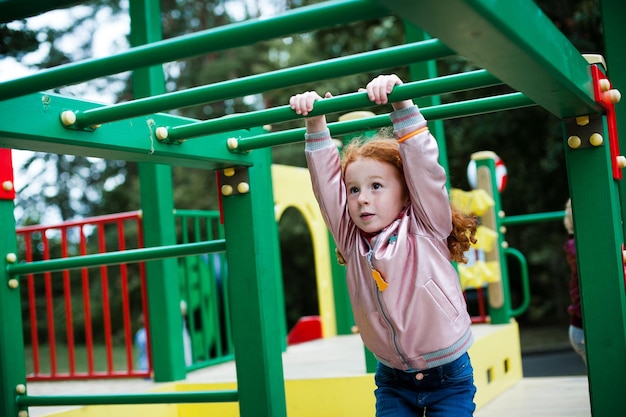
[569,325,586,366]
[374,352,476,417]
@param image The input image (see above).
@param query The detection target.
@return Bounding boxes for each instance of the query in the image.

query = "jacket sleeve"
[392,106,452,238]
[304,130,356,257]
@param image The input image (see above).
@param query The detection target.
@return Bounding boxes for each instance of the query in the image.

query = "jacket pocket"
[424,279,460,321]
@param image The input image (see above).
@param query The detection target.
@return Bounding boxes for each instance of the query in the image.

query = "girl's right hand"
[289,91,330,116]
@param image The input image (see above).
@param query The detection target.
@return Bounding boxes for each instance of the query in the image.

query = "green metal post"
[563,111,626,417]
[221,147,287,417]
[406,24,450,188]
[328,233,353,335]
[130,0,186,382]
[0,150,25,417]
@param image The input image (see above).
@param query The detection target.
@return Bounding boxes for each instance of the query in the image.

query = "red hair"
[339,134,477,263]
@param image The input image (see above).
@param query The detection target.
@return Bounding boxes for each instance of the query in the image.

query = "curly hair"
[338,134,477,264]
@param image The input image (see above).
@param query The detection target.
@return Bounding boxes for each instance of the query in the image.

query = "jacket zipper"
[366,238,410,368]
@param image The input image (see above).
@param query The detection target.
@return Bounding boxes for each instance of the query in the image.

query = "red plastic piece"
[590,64,622,180]
[287,315,323,345]
[0,148,16,200]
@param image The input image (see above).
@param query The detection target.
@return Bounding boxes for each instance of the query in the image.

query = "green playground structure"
[2,1,626,416]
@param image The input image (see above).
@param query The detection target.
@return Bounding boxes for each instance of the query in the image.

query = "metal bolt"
[567,135,581,149]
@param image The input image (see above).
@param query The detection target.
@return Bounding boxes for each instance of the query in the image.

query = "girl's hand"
[365,74,413,110]
[289,91,331,116]
[289,91,332,133]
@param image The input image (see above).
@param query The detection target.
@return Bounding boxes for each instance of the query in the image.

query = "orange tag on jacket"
[372,269,388,291]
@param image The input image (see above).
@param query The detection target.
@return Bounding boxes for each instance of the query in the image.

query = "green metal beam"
[72,40,454,127]
[0,0,389,100]
[0,0,84,23]
[0,93,252,169]
[378,0,601,118]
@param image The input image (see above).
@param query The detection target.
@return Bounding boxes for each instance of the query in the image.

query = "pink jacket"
[305,105,473,371]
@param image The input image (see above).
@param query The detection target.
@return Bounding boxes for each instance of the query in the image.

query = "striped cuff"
[390,105,426,135]
[305,129,334,151]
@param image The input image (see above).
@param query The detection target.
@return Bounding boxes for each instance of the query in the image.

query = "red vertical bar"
[61,228,76,375]
[98,223,114,374]
[79,226,95,375]
[117,219,133,374]
[42,231,57,376]
[24,233,40,375]
[477,287,487,322]
[137,215,152,374]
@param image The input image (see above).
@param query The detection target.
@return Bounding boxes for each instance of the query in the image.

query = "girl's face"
[344,157,409,234]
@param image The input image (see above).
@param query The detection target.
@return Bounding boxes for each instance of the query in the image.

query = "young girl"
[563,199,586,366]
[290,74,478,417]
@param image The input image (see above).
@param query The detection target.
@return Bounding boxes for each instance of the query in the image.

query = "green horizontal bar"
[16,390,238,407]
[503,211,565,226]
[167,70,503,141]
[174,209,221,218]
[73,40,454,127]
[6,240,226,277]
[0,0,388,101]
[0,0,83,23]
[234,92,535,151]
[423,92,535,120]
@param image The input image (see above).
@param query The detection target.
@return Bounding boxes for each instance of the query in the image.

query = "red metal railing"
[17,211,151,381]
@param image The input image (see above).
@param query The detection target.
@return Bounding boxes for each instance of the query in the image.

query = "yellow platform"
[29,321,522,417]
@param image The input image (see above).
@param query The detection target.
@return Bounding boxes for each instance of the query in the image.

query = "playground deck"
[26,330,590,417]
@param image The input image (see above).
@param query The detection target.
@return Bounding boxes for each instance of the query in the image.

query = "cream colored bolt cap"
[617,156,626,169]
[608,89,621,104]
[16,384,26,394]
[60,110,77,126]
[567,135,582,149]
[155,126,169,140]
[2,180,13,192]
[8,279,19,289]
[237,182,250,194]
[223,167,236,177]
[221,184,233,196]
[6,253,17,263]
[589,133,603,146]
[575,116,589,126]
[599,78,611,92]
[227,137,239,150]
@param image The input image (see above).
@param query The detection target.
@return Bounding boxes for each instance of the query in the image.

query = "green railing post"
[131,0,186,382]
[0,150,25,417]
[221,146,287,417]
[563,109,626,416]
